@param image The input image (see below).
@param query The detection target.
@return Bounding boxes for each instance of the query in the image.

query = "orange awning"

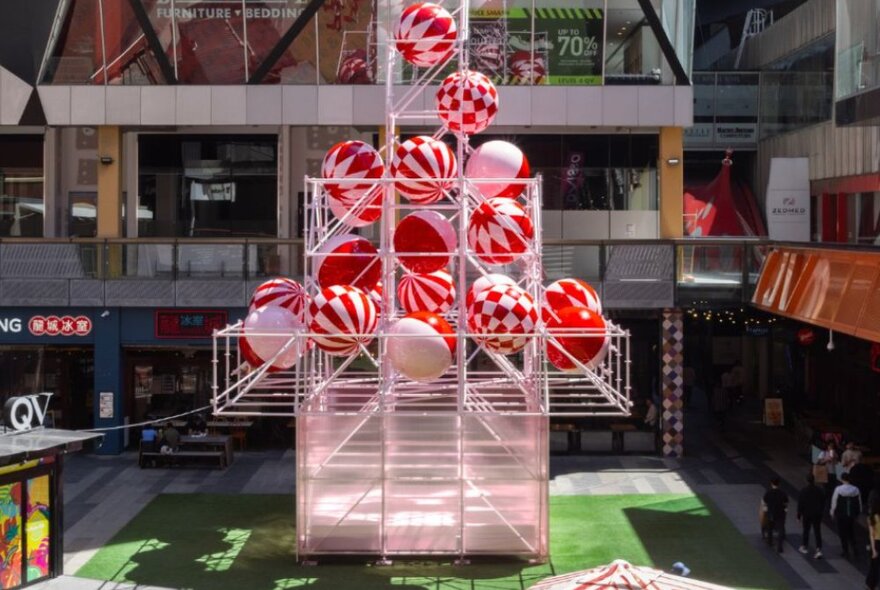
[752,247,880,343]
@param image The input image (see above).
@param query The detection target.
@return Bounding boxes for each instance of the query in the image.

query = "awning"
[529,560,734,590]
[751,247,880,343]
[0,428,103,468]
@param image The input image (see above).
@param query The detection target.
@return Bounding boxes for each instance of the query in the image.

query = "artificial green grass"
[76,494,788,590]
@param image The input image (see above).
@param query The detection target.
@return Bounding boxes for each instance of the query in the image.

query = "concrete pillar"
[97,126,123,238]
[94,309,123,454]
[658,127,684,239]
[661,309,685,458]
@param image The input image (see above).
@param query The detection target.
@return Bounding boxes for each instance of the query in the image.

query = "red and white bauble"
[543,278,602,320]
[466,273,516,307]
[309,285,379,356]
[436,70,498,135]
[387,311,456,382]
[468,197,534,265]
[368,281,383,308]
[328,191,381,227]
[398,269,455,314]
[336,51,372,84]
[393,3,457,68]
[394,211,456,273]
[249,278,308,322]
[509,50,546,85]
[546,305,608,372]
[315,234,381,292]
[465,140,530,199]
[467,284,537,355]
[241,305,305,370]
[390,136,457,204]
[321,140,384,206]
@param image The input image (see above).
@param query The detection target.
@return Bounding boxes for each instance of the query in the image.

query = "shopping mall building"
[0,0,876,456]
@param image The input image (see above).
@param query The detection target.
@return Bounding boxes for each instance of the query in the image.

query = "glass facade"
[40,0,693,86]
[835,0,880,100]
[0,137,44,238]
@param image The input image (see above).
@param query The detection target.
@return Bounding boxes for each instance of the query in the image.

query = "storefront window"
[0,137,44,238]
[836,0,880,100]
[856,192,880,245]
[138,135,278,237]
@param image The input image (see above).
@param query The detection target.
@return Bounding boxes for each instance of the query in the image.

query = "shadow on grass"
[623,496,789,590]
[77,494,553,590]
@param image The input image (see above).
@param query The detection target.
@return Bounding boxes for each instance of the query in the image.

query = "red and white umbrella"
[529,560,733,590]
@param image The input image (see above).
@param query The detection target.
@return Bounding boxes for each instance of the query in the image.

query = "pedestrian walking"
[867,496,880,590]
[762,477,788,553]
[816,441,840,502]
[830,472,863,559]
[797,473,824,559]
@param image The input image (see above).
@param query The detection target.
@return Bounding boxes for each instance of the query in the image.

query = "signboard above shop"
[155,310,228,339]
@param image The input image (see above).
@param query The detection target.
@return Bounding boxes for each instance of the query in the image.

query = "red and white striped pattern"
[435,70,498,135]
[468,197,534,265]
[328,191,382,227]
[528,559,735,590]
[543,278,602,318]
[390,136,457,204]
[308,285,378,356]
[466,284,537,355]
[393,3,457,67]
[321,140,384,206]
[249,278,308,322]
[509,50,546,85]
[398,269,456,314]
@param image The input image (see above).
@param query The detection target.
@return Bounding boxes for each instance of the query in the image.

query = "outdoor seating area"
[138,435,234,470]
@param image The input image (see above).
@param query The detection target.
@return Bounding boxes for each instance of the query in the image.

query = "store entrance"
[123,348,214,426]
[0,346,94,430]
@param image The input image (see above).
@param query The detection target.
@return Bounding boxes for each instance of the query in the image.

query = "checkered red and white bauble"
[546,305,608,372]
[390,136,457,204]
[543,278,602,319]
[467,197,534,265]
[435,70,498,135]
[321,140,384,206]
[328,190,382,227]
[509,50,546,85]
[249,278,309,322]
[309,285,379,356]
[337,52,372,84]
[315,234,381,292]
[466,284,537,355]
[387,311,456,382]
[465,140,530,199]
[242,305,305,370]
[394,211,457,273]
[398,269,455,314]
[465,273,516,307]
[393,3,457,68]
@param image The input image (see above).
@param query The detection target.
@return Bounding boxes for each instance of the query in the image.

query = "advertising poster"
[135,365,153,398]
[470,6,604,85]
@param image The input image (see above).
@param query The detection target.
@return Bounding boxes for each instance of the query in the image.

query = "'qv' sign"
[3,393,52,432]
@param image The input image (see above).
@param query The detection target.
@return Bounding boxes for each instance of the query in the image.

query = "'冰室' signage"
[28,315,92,337]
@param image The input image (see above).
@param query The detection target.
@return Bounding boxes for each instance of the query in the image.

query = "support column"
[821,192,834,242]
[97,126,123,238]
[836,192,848,243]
[658,127,683,239]
[661,309,685,458]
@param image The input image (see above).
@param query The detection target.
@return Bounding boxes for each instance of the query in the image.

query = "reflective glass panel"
[0,136,44,238]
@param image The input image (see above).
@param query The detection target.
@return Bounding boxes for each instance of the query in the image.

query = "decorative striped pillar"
[661,309,685,457]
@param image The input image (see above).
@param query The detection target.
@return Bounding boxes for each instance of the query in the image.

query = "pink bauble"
[242,305,305,370]
[315,234,381,292]
[239,338,280,373]
[393,3,457,67]
[543,278,602,321]
[321,140,384,206]
[398,269,455,314]
[328,192,381,227]
[467,198,534,265]
[436,70,498,135]
[390,136,457,204]
[546,306,608,372]
[465,273,516,307]
[309,285,379,356]
[387,311,456,381]
[249,278,309,322]
[509,50,546,85]
[465,140,530,199]
[466,284,537,355]
[393,211,456,273]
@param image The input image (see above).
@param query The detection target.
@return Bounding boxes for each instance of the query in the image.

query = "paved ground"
[57,400,870,590]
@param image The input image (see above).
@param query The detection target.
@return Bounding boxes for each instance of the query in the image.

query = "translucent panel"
[604,4,665,84]
[677,244,745,302]
[247,242,304,279]
[177,244,246,278]
[0,136,44,238]
[543,245,602,282]
[105,243,175,278]
[659,0,694,78]
[836,0,880,99]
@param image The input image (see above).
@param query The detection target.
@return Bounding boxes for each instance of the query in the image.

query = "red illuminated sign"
[28,315,91,337]
[155,310,228,339]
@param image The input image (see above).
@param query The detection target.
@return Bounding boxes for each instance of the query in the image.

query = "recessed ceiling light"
[621,26,627,31]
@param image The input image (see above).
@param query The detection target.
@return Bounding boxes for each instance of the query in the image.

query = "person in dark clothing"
[797,473,825,559]
[831,472,863,559]
[763,477,788,553]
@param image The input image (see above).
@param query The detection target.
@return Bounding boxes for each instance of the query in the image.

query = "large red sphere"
[315,234,381,292]
[468,198,534,265]
[465,141,530,199]
[394,211,457,273]
[467,284,537,355]
[321,140,384,206]
[390,136,457,204]
[436,70,498,135]
[309,285,379,356]
[393,3,457,67]
[546,305,608,372]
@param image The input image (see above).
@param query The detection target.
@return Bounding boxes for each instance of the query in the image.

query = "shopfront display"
[0,460,53,590]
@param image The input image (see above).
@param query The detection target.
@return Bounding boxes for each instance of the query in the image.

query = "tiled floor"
[58,401,871,589]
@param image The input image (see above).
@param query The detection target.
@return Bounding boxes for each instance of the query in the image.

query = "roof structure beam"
[635,0,690,86]
[126,0,177,84]
[248,0,328,84]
